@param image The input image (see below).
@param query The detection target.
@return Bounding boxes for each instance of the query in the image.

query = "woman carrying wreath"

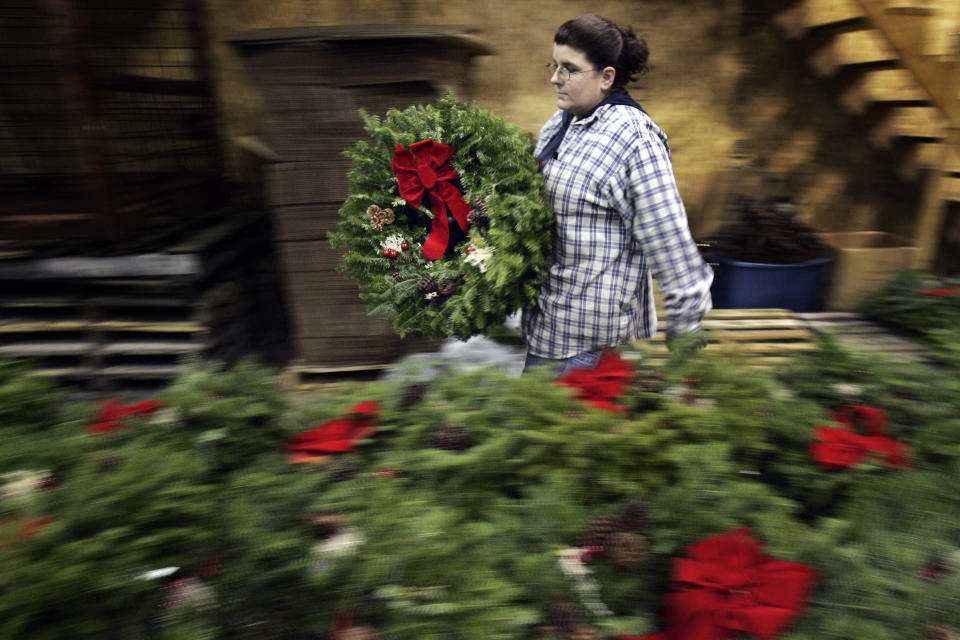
[522,13,714,375]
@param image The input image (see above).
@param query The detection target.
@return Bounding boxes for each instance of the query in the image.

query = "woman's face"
[550,43,614,117]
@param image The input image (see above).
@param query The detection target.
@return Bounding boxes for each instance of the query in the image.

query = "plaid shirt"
[522,105,713,358]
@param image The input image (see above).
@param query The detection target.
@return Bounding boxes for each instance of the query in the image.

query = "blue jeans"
[523,350,603,377]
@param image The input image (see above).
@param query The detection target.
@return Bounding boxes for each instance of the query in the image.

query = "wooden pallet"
[282,309,822,387]
[0,301,210,386]
[281,363,393,393]
[629,308,818,367]
[0,211,283,392]
[282,309,935,392]
[795,312,932,362]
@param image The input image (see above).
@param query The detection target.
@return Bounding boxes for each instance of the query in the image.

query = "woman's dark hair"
[554,14,649,90]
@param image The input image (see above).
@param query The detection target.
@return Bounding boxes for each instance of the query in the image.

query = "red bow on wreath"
[618,528,817,640]
[555,351,635,413]
[88,398,164,434]
[287,401,380,463]
[920,287,960,296]
[392,139,472,260]
[809,405,910,470]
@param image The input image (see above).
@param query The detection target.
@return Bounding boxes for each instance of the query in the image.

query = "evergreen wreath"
[330,95,554,339]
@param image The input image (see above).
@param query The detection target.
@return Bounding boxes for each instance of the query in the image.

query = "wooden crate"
[266,161,353,206]
[818,232,918,310]
[231,25,492,370]
[271,204,343,242]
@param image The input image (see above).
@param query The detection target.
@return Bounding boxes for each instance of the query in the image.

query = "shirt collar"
[570,107,604,126]
[571,89,645,125]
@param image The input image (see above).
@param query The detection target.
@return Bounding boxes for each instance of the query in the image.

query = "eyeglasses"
[546,62,597,80]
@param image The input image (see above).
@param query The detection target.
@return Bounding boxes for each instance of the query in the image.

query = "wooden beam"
[857,0,960,123]
[774,0,866,38]
[840,68,928,112]
[869,106,948,146]
[886,0,937,15]
[911,131,959,266]
[809,28,897,75]
[924,0,960,56]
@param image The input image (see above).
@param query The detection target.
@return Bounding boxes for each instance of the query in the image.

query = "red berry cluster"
[382,242,411,259]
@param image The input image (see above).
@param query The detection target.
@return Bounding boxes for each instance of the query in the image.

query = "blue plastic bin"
[710,256,832,312]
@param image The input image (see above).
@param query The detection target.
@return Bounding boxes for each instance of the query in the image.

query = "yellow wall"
[202,0,921,238]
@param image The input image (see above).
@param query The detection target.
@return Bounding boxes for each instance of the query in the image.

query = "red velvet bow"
[809,405,910,470]
[287,401,380,460]
[618,528,817,640]
[88,398,164,434]
[392,139,471,260]
[555,351,635,413]
[920,287,960,296]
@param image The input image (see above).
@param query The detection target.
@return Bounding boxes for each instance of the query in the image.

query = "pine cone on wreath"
[618,499,648,533]
[399,381,429,409]
[430,424,474,450]
[472,194,489,213]
[366,205,395,231]
[437,279,459,296]
[303,512,343,539]
[580,514,619,548]
[467,209,489,229]
[418,276,438,293]
[608,531,647,568]
[468,194,491,228]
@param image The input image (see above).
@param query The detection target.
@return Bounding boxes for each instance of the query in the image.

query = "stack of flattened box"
[230,25,492,371]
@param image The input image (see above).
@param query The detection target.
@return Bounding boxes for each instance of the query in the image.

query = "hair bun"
[555,14,650,90]
[617,25,650,81]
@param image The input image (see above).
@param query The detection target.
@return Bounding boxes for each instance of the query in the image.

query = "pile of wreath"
[330,95,554,339]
